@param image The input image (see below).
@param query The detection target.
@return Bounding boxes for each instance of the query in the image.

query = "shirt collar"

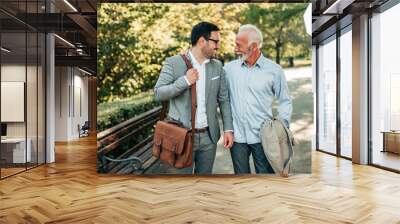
[189,50,210,66]
[241,53,265,68]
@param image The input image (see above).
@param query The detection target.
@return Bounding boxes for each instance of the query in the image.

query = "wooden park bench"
[97,106,162,174]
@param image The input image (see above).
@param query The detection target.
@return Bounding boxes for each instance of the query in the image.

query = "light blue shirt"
[224,54,292,144]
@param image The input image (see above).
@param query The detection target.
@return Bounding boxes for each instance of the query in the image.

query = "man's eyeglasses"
[207,38,220,45]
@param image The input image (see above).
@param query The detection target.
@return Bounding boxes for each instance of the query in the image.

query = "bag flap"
[154,121,188,154]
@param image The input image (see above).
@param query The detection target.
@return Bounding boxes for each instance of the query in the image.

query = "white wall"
[55,66,69,141]
[73,72,89,137]
[54,67,89,141]
[1,65,26,138]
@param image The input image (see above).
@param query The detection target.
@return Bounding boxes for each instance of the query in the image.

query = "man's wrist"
[183,76,191,86]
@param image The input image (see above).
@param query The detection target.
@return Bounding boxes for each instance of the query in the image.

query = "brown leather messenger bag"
[152,54,196,169]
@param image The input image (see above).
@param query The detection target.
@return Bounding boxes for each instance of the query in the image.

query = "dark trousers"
[230,142,274,174]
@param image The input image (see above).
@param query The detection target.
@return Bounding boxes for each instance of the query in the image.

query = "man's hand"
[223,132,234,149]
[186,68,199,85]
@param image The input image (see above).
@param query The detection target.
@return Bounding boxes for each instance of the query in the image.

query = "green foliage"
[98,3,310,103]
[98,4,174,103]
[240,4,309,64]
[97,91,160,131]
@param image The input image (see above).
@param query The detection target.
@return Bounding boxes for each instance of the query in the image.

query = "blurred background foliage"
[97,3,310,104]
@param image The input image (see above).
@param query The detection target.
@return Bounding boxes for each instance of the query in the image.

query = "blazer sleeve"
[154,57,190,102]
[218,67,234,132]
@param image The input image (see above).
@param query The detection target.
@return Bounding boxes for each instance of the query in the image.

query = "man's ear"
[250,42,258,52]
[247,42,254,52]
[198,36,206,46]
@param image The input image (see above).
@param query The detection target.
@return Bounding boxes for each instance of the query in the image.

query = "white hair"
[238,24,263,49]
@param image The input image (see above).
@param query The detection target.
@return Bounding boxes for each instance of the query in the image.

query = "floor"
[1,163,45,179]
[1,167,26,178]
[0,136,400,223]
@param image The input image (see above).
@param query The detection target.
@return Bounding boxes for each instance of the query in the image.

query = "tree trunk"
[275,29,283,65]
[275,41,281,65]
[288,57,294,67]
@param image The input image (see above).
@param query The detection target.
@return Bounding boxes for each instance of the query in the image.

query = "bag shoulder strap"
[160,101,168,121]
[160,54,197,132]
[180,54,197,132]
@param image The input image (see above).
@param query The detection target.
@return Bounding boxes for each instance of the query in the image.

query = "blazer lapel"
[205,61,212,106]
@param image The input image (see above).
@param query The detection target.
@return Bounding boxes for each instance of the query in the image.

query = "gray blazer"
[154,53,233,144]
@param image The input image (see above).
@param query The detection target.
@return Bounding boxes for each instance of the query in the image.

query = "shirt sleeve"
[273,68,293,128]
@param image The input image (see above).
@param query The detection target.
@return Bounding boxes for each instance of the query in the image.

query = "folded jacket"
[260,117,295,176]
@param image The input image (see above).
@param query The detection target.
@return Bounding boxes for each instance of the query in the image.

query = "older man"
[154,22,234,174]
[224,24,293,174]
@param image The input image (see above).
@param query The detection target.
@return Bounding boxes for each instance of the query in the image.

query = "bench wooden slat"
[97,111,160,148]
[106,136,153,171]
[109,142,153,173]
[98,117,158,155]
[97,106,162,140]
[136,157,158,174]
[117,146,156,174]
